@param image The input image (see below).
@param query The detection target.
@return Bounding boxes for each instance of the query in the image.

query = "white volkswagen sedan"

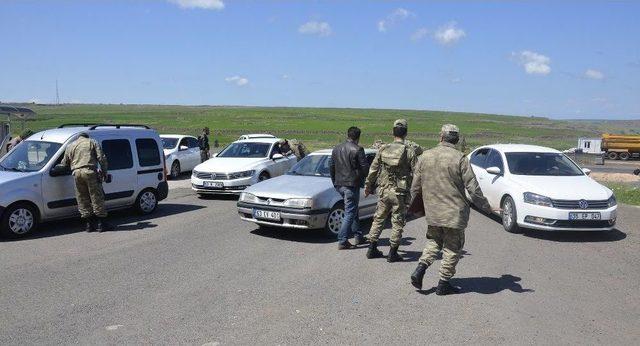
[468,144,617,232]
[191,138,297,194]
[161,135,201,179]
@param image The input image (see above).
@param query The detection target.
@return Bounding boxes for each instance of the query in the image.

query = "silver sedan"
[236,149,378,235]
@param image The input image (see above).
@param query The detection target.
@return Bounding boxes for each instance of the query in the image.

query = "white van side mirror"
[486,166,502,175]
[582,168,592,176]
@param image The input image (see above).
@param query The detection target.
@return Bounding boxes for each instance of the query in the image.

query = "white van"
[0,124,169,237]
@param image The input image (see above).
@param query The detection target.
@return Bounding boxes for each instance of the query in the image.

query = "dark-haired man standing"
[330,126,368,249]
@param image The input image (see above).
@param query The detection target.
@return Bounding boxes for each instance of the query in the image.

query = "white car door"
[100,137,138,208]
[481,149,508,208]
[186,137,201,170]
[468,148,492,202]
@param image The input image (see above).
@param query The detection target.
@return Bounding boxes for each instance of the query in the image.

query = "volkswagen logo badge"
[266,199,272,205]
[578,200,589,209]
[211,173,217,179]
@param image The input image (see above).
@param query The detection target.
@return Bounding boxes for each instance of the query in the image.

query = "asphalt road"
[1,186,639,345]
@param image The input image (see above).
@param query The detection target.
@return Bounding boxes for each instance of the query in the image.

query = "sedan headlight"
[229,170,255,179]
[192,169,199,177]
[523,192,553,207]
[284,198,313,208]
[608,195,617,208]
[239,192,258,203]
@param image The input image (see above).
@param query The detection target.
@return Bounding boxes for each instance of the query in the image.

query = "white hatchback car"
[468,144,617,232]
[191,138,297,194]
[161,135,201,179]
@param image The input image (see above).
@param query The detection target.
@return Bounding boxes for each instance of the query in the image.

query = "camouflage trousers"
[366,189,407,247]
[73,168,107,219]
[419,225,465,281]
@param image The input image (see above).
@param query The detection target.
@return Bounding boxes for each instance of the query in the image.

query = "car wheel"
[169,161,181,179]
[501,196,522,234]
[1,203,38,238]
[324,203,344,236]
[619,152,630,161]
[135,189,158,215]
[258,172,270,182]
[607,152,619,160]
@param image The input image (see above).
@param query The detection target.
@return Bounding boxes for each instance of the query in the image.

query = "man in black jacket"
[330,126,369,249]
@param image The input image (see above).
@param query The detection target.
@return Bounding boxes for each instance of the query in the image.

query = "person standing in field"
[199,127,210,162]
[409,124,495,295]
[330,126,368,249]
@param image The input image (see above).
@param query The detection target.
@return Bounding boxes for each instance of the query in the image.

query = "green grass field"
[604,183,640,206]
[6,103,639,151]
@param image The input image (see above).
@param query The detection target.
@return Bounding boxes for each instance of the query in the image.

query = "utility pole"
[55,79,60,105]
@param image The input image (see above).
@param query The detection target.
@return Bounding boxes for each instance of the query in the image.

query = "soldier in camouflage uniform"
[60,133,114,233]
[279,139,309,161]
[371,139,385,150]
[364,119,418,262]
[409,124,493,295]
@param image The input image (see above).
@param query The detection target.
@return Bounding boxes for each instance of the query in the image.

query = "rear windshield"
[505,152,584,176]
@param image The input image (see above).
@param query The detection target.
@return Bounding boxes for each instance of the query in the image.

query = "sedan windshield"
[506,152,584,176]
[288,155,331,177]
[217,142,271,158]
[161,138,179,149]
[0,141,62,172]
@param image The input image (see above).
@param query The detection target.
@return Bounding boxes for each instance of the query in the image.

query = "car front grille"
[195,172,231,180]
[553,220,614,228]
[551,199,609,210]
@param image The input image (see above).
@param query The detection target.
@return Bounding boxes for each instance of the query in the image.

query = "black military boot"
[436,279,460,296]
[410,263,428,289]
[387,246,403,263]
[354,234,366,246]
[366,241,384,259]
[95,218,115,232]
[83,217,95,233]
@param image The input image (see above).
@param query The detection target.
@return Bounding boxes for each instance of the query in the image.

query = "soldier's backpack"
[380,143,409,192]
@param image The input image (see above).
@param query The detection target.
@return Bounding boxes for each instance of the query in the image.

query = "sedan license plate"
[569,212,601,220]
[203,181,224,188]
[254,209,281,221]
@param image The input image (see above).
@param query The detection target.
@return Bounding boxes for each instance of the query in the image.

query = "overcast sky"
[1,0,639,119]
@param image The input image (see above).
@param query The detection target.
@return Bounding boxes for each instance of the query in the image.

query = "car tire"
[1,203,39,238]
[169,161,181,179]
[135,189,158,215]
[619,152,630,161]
[607,152,619,160]
[324,203,345,236]
[501,196,522,234]
[258,171,270,182]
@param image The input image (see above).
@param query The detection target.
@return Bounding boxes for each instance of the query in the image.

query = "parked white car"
[0,124,168,238]
[237,149,378,235]
[468,144,617,232]
[238,134,276,141]
[191,138,297,194]
[161,135,201,179]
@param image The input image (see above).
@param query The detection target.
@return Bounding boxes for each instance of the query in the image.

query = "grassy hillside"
[5,103,638,151]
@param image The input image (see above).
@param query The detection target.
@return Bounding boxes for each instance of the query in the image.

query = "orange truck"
[602,134,640,160]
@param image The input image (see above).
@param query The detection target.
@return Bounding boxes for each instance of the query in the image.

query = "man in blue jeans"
[330,126,369,249]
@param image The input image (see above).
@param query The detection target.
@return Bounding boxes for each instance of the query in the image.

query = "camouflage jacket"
[62,136,108,172]
[365,139,417,195]
[289,139,309,160]
[405,139,424,158]
[410,142,490,229]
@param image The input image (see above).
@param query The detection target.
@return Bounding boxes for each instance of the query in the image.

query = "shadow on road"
[250,227,334,244]
[523,228,626,242]
[197,194,239,201]
[2,203,205,241]
[418,274,534,295]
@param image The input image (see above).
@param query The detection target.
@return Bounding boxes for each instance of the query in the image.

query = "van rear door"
[100,137,137,208]
[134,136,165,195]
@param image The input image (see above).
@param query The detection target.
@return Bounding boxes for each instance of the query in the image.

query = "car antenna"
[40,130,47,140]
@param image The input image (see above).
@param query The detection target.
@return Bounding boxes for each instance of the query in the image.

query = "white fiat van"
[0,124,169,237]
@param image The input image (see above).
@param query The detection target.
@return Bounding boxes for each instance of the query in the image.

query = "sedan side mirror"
[179,145,189,151]
[272,153,284,160]
[486,166,502,175]
[50,164,71,177]
[582,168,592,176]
